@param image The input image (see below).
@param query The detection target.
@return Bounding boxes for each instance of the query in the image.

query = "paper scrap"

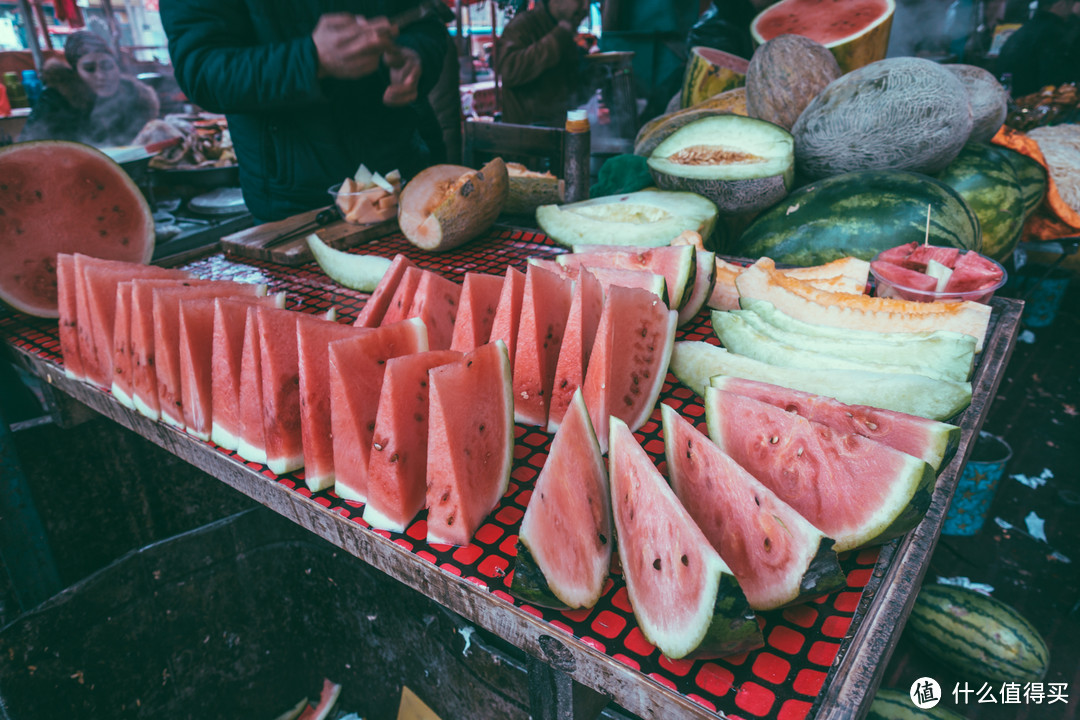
[936,576,994,595]
[1018,330,1036,344]
[458,626,474,656]
[1011,468,1053,489]
[994,517,1014,531]
[1025,511,1047,542]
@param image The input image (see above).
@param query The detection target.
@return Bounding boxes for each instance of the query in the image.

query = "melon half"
[750,0,895,73]
[398,158,508,252]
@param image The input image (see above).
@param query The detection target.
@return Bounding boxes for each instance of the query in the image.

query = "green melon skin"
[997,145,1048,218]
[690,573,767,659]
[906,584,1050,684]
[509,540,570,610]
[868,688,968,720]
[732,170,982,266]
[937,143,1025,262]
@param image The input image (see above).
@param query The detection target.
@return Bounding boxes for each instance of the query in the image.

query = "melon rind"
[677,250,716,326]
[536,190,718,249]
[307,233,392,292]
[398,159,508,252]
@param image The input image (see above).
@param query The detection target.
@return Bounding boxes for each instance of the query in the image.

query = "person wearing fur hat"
[20,31,159,147]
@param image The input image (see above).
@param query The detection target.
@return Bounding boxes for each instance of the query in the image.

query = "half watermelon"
[662,404,846,610]
[511,389,611,609]
[609,417,762,659]
[705,387,935,552]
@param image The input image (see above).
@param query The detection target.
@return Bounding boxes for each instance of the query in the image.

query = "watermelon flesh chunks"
[511,388,612,609]
[662,404,846,610]
[450,272,505,352]
[908,244,962,271]
[870,260,938,294]
[487,266,526,367]
[943,250,1004,294]
[363,349,462,532]
[711,376,959,470]
[405,270,461,351]
[329,318,429,503]
[609,417,762,660]
[297,316,370,491]
[513,263,574,427]
[583,284,678,453]
[56,255,83,380]
[354,253,417,328]
[547,269,603,433]
[426,341,514,547]
[256,306,306,475]
[705,387,936,552]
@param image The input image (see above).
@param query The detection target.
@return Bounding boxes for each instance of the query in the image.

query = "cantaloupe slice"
[707,256,869,311]
[398,158,508,252]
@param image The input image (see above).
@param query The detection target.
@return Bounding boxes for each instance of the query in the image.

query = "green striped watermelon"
[732,170,981,266]
[906,584,1049,683]
[998,145,1048,218]
[937,143,1024,262]
[868,688,967,720]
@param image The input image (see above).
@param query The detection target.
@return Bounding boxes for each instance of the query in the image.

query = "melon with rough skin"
[751,0,896,73]
[398,158,508,252]
[504,162,564,215]
[745,34,842,132]
[0,141,155,317]
[944,65,1008,144]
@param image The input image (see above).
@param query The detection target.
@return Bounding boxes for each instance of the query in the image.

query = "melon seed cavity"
[668,145,766,165]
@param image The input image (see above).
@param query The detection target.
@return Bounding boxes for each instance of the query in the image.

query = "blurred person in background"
[996,0,1080,96]
[20,31,159,147]
[160,1,447,223]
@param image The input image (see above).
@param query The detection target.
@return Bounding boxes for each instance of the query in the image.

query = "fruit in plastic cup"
[870,249,1007,305]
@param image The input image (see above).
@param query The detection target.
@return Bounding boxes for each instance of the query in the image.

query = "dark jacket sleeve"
[160,0,324,114]
[497,16,575,88]
[391,13,448,97]
[19,89,81,143]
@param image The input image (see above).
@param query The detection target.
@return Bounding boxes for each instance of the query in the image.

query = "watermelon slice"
[676,250,716,326]
[710,376,959,470]
[329,318,429,503]
[705,387,936,552]
[354,253,417,328]
[56,255,83,380]
[513,263,574,427]
[110,281,136,407]
[257,306,307,475]
[363,349,462,532]
[662,404,846,610]
[379,265,423,327]
[212,298,259,451]
[529,258,665,299]
[875,241,920,268]
[426,341,514,547]
[406,270,461,351]
[546,269,604,433]
[487,266,526,368]
[450,272,504,352]
[582,284,677,453]
[237,305,268,464]
[942,251,1005,295]
[558,245,695,309]
[908,244,962,271]
[609,416,762,659]
[870,260,938,295]
[511,388,611,609]
[297,316,369,491]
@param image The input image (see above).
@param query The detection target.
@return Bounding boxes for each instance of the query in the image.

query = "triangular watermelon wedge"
[354,253,418,328]
[426,341,514,547]
[705,387,936,552]
[406,270,461,351]
[662,404,846,610]
[57,255,84,380]
[546,269,603,434]
[450,272,504,352]
[329,318,429,503]
[211,298,271,451]
[609,417,762,660]
[558,245,695,309]
[676,250,716,327]
[487,266,526,368]
[513,263,573,427]
[363,349,462,532]
[256,306,307,475]
[379,266,423,327]
[528,257,665,299]
[511,388,611,609]
[237,305,268,464]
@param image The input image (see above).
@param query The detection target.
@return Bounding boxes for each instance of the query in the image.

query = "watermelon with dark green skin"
[662,404,846,610]
[998,145,1047,218]
[609,416,762,659]
[906,584,1049,683]
[732,170,981,266]
[510,389,611,609]
[868,688,967,720]
[937,143,1024,262]
[705,387,936,551]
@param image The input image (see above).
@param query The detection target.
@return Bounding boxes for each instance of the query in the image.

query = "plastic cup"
[870,249,1007,305]
[943,431,1012,536]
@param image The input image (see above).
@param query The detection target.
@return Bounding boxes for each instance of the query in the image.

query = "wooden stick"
[924,204,931,246]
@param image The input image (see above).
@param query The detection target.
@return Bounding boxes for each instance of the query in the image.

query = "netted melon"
[944,64,1008,144]
[398,158,508,252]
[536,189,718,248]
[792,57,974,180]
[745,34,841,132]
[504,162,563,215]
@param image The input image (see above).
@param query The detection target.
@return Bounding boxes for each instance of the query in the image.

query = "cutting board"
[220,206,398,266]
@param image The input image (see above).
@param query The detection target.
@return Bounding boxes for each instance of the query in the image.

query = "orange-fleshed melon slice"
[363,349,462,532]
[406,270,461,351]
[426,341,513,546]
[707,256,870,311]
[513,263,573,427]
[487,266,526,368]
[398,159,508,252]
[450,272,504,352]
[329,318,429,503]
[354,253,418,328]
[547,269,604,433]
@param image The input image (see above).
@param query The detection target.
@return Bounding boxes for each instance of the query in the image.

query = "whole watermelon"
[937,143,1024,262]
[997,145,1048,218]
[731,170,981,266]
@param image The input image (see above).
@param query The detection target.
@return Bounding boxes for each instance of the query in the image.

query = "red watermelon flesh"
[111,282,136,407]
[705,388,935,552]
[0,141,154,318]
[558,245,693,309]
[488,266,526,368]
[379,265,422,327]
[257,306,310,475]
[662,404,846,610]
[329,318,429,503]
[237,305,268,464]
[547,269,604,434]
[426,341,513,547]
[57,255,83,380]
[532,258,665,300]
[211,297,277,452]
[297,316,370,491]
[942,251,1004,294]
[870,260,938,294]
[875,241,919,268]
[153,282,265,429]
[513,388,611,609]
[711,376,959,470]
[450,272,505,352]
[406,270,461,351]
[752,0,893,46]
[583,284,678,454]
[608,416,761,660]
[364,349,462,532]
[354,253,417,328]
[513,263,574,427]
[908,244,962,271]
[676,250,717,327]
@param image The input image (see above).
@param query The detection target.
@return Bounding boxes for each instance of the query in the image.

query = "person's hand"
[382,45,422,107]
[312,13,396,79]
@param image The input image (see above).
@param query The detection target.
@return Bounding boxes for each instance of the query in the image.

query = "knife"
[264,205,342,249]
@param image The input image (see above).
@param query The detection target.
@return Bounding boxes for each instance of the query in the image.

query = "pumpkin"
[745,34,842,131]
[398,158,508,252]
[944,64,1008,144]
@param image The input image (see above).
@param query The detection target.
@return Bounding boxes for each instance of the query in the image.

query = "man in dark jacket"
[997,0,1080,97]
[160,1,447,222]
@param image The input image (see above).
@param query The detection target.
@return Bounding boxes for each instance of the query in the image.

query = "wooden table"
[1,227,1023,720]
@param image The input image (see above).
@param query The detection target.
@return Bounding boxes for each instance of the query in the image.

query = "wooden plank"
[220,208,397,266]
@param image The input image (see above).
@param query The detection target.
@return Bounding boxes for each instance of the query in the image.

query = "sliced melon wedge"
[307,234,392,292]
[557,244,695,309]
[398,158,508,252]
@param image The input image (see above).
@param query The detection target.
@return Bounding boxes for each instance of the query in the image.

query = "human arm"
[496,17,578,88]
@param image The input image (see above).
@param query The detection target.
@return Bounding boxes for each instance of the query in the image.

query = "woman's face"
[76,52,120,98]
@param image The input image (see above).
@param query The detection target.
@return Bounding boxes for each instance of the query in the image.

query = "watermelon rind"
[609,416,762,660]
[906,584,1050,684]
[671,341,971,421]
[307,234,392,292]
[868,688,968,720]
[676,250,716,326]
[509,541,571,609]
